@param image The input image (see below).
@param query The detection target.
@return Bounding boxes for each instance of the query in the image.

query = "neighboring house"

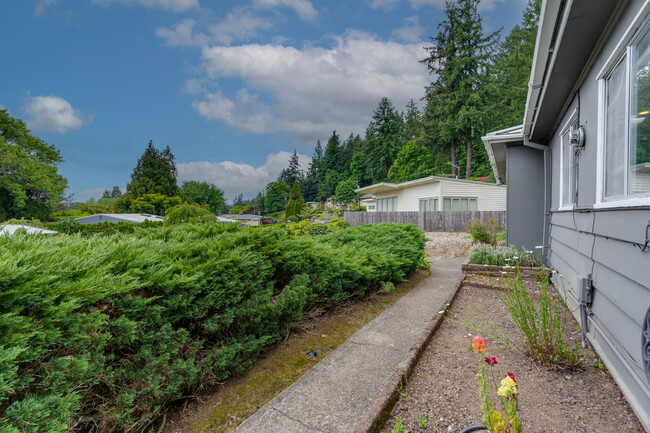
[219,214,262,226]
[359,194,376,211]
[482,1,650,428]
[0,224,58,236]
[75,214,165,224]
[355,176,506,212]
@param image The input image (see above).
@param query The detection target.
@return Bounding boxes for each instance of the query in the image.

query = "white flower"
[438,311,445,314]
[535,245,543,249]
[501,271,507,275]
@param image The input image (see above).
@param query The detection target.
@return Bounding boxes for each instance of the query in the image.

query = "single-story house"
[75,213,165,224]
[359,194,376,210]
[219,213,262,226]
[0,224,59,236]
[482,0,650,428]
[355,176,506,212]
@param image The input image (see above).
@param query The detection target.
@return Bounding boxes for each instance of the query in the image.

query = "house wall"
[544,1,650,426]
[372,180,506,212]
[505,145,545,250]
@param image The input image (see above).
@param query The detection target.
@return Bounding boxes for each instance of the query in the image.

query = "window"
[419,198,438,211]
[601,19,650,201]
[560,113,578,208]
[367,205,376,210]
[442,197,477,211]
[377,197,397,211]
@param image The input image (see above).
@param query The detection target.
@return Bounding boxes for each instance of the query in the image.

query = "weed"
[466,218,498,245]
[419,252,431,270]
[391,416,405,433]
[417,413,427,429]
[442,342,449,349]
[497,260,581,369]
[398,383,410,403]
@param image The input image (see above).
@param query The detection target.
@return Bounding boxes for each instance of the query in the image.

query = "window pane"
[452,198,460,211]
[631,25,650,195]
[605,58,627,197]
[469,198,477,211]
[443,198,451,211]
[433,199,438,211]
[392,197,397,211]
[419,199,426,211]
[460,198,468,211]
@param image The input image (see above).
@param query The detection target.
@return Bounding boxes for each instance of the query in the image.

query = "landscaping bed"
[380,279,645,433]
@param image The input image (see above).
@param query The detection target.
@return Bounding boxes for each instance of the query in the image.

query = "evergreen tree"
[421,0,500,178]
[403,99,423,142]
[111,186,122,198]
[278,149,304,187]
[126,141,178,198]
[232,193,245,207]
[302,140,324,202]
[317,169,344,202]
[285,181,304,220]
[102,190,111,199]
[321,131,343,174]
[487,0,541,131]
[364,97,405,183]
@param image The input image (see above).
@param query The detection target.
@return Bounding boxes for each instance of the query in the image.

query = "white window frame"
[442,196,478,211]
[419,197,438,211]
[558,110,578,210]
[377,196,398,211]
[596,2,650,208]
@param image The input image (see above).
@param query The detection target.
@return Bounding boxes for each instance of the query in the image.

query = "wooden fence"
[343,211,506,232]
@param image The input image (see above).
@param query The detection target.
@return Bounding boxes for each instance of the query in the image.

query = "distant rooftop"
[75,214,165,224]
[0,224,59,236]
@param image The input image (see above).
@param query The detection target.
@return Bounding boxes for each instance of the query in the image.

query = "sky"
[1,0,528,203]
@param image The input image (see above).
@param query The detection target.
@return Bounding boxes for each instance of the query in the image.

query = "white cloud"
[157,10,273,47]
[210,9,273,45]
[192,31,428,140]
[367,0,401,11]
[92,0,199,12]
[253,0,317,21]
[182,78,206,95]
[392,15,425,42]
[156,18,200,47]
[177,151,310,200]
[24,96,91,133]
[34,0,56,16]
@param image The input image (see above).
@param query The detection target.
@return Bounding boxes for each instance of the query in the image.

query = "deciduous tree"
[181,181,226,214]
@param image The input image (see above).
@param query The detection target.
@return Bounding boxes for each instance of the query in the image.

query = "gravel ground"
[380,234,645,433]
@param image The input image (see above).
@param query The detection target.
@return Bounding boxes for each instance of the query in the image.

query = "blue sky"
[1,0,528,202]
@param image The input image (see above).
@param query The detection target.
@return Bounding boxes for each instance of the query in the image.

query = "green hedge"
[0,223,424,432]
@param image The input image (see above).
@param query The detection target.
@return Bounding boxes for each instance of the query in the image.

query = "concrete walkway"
[234,256,463,433]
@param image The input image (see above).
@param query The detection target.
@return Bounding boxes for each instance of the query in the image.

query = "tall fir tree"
[285,181,304,220]
[364,97,405,183]
[421,0,500,178]
[126,141,178,198]
[302,140,323,202]
[403,99,424,142]
[278,149,304,187]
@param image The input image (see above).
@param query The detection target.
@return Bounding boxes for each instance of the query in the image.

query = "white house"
[75,214,165,224]
[355,176,506,212]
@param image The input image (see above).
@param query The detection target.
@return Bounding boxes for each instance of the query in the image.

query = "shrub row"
[0,223,424,432]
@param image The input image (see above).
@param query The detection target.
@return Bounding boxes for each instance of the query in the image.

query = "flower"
[472,335,487,353]
[535,245,543,249]
[507,372,516,383]
[497,375,517,397]
[484,356,498,366]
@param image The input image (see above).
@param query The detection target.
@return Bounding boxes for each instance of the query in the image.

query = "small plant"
[466,218,497,245]
[497,255,581,369]
[391,416,405,433]
[417,413,427,429]
[419,252,431,270]
[468,244,534,267]
[381,281,396,293]
[472,335,521,433]
[397,383,410,402]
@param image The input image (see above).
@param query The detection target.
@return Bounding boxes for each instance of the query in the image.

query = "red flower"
[507,372,516,383]
[484,356,498,366]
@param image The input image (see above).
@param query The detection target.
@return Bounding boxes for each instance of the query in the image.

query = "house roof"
[75,213,165,223]
[356,175,504,195]
[481,125,523,183]
[0,224,59,236]
[219,214,262,220]
[524,0,621,142]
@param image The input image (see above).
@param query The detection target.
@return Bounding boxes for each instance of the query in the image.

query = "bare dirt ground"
[423,232,473,259]
[381,236,645,433]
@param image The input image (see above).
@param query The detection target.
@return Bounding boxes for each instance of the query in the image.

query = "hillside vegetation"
[0,223,424,432]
